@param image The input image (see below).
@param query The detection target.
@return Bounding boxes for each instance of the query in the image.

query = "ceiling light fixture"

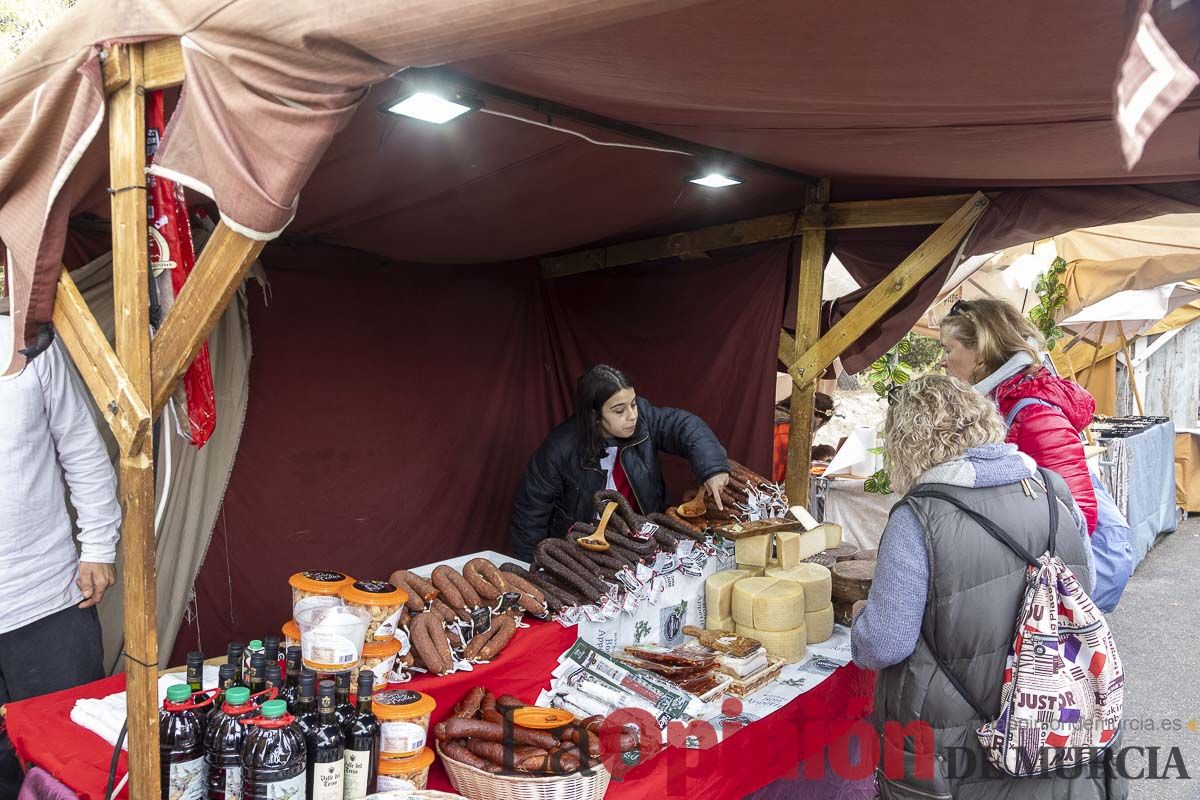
[383,91,480,124]
[688,172,743,188]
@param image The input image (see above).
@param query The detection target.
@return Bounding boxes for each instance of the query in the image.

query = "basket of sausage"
[433,687,614,800]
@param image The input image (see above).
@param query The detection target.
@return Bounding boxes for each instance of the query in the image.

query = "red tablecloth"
[4,621,874,800]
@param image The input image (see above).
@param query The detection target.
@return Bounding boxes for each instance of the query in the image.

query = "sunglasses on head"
[946,299,972,317]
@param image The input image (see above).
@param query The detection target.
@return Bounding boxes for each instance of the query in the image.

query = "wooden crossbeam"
[150,221,264,417]
[786,193,989,389]
[106,42,160,800]
[103,38,183,95]
[779,328,796,366]
[784,181,830,506]
[540,194,980,278]
[52,267,150,453]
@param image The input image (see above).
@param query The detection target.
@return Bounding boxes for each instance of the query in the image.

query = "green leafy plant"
[1029,256,1069,350]
[860,337,918,495]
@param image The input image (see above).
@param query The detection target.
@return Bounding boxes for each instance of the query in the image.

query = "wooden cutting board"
[831,559,875,603]
[710,518,803,541]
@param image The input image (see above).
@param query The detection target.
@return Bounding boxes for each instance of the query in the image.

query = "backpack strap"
[900,467,1063,723]
[1003,396,1056,428]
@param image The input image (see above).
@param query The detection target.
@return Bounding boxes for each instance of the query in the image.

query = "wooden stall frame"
[63,37,990,797]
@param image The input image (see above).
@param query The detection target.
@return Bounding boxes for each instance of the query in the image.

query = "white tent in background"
[1060,282,1200,343]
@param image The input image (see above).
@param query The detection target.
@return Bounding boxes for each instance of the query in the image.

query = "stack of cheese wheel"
[705,569,751,631]
[765,562,834,644]
[730,577,807,663]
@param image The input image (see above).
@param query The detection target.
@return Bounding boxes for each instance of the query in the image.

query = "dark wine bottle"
[208,663,237,726]
[333,671,354,729]
[185,651,205,694]
[305,680,345,800]
[280,647,302,712]
[263,663,282,699]
[263,635,281,668]
[295,670,319,737]
[247,651,267,696]
[342,672,379,799]
[226,642,246,688]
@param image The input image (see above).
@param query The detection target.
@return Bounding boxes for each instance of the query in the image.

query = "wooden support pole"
[540,194,982,278]
[103,38,184,95]
[1118,330,1145,416]
[52,266,151,453]
[784,179,830,508]
[778,328,796,367]
[150,221,265,418]
[787,192,990,389]
[107,43,160,800]
[1084,322,1108,392]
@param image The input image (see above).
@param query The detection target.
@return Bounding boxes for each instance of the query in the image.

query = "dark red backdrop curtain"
[171,241,788,661]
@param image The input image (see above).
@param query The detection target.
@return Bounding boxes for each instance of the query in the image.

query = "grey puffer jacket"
[875,470,1126,800]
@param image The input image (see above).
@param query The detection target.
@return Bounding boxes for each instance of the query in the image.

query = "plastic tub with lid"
[376,747,434,791]
[338,580,407,642]
[354,637,402,686]
[281,619,300,651]
[373,689,435,758]
[288,570,353,618]
[295,604,371,673]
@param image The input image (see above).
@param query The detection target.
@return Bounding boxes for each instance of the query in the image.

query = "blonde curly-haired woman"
[851,375,1113,800]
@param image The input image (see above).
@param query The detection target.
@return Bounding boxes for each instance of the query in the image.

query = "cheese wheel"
[734,533,772,567]
[705,569,751,621]
[736,563,766,577]
[764,562,832,612]
[776,529,825,568]
[730,577,804,632]
[805,605,835,643]
[817,522,843,549]
[707,614,735,632]
[735,622,807,664]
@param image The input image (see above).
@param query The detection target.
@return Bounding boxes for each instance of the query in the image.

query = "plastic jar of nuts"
[353,637,402,686]
[338,580,407,643]
[373,689,435,759]
[288,570,353,618]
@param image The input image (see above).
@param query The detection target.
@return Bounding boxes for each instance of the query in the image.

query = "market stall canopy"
[1060,281,1200,342]
[2,0,1200,375]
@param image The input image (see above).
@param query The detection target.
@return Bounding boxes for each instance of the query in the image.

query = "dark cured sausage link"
[575,521,656,556]
[466,738,509,769]
[536,540,609,598]
[488,567,544,604]
[431,566,468,610]
[454,687,485,719]
[397,570,439,603]
[440,716,562,750]
[537,556,604,605]
[648,512,705,542]
[654,527,680,551]
[463,624,500,660]
[388,571,427,612]
[594,489,638,525]
[443,739,501,773]
[478,614,517,660]
[499,563,571,609]
[665,508,707,535]
[525,567,586,607]
[571,544,626,572]
[566,529,637,569]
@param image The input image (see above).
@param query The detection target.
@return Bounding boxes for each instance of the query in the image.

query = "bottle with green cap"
[241,699,306,799]
[161,683,206,800]
[204,685,260,799]
[208,663,238,726]
[244,639,265,675]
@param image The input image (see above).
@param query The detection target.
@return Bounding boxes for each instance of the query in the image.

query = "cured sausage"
[647,512,704,541]
[439,716,561,750]
[478,614,517,660]
[453,687,485,719]
[388,570,429,612]
[536,540,609,600]
[442,739,500,773]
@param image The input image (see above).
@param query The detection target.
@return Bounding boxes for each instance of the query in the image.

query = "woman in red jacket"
[939,298,1098,533]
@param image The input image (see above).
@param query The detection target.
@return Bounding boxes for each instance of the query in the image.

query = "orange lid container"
[288,570,353,595]
[378,747,434,774]
[339,579,407,606]
[362,638,401,659]
[281,619,300,641]
[372,689,435,721]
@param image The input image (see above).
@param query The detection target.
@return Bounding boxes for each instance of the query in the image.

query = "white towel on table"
[69,665,221,751]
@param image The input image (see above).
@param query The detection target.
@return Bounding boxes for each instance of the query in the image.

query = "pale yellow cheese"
[736,562,766,577]
[735,622,807,663]
[735,533,772,567]
[775,528,826,567]
[704,569,750,621]
[707,614,735,632]
[816,522,843,549]
[805,605,835,643]
[764,562,832,612]
[730,577,805,632]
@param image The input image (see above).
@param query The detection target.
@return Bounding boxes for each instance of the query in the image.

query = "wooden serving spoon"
[676,485,708,518]
[578,501,616,551]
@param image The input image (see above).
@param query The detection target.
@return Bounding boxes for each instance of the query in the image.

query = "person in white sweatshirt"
[0,320,121,799]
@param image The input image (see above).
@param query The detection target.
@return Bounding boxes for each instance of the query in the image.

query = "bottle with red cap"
[240,699,306,799]
[160,683,207,800]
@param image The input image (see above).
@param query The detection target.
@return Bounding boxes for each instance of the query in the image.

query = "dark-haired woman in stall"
[509,365,730,562]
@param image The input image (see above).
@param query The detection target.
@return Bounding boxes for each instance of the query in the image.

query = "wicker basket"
[436,743,611,800]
